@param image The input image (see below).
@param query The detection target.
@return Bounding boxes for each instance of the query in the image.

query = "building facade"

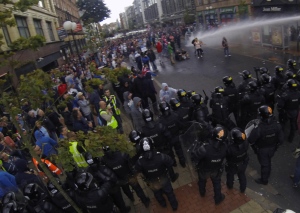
[0,0,64,80]
[53,0,85,63]
[133,0,145,28]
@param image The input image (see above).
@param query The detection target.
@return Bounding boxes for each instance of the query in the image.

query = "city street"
[145,41,300,212]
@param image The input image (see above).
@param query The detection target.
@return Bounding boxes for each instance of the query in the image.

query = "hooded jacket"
[130,97,145,132]
[34,130,58,157]
[123,91,132,116]
[159,83,177,103]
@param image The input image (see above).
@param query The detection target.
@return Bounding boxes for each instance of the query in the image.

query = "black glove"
[170,173,179,182]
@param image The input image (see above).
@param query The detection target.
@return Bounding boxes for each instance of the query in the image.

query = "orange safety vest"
[32,158,62,175]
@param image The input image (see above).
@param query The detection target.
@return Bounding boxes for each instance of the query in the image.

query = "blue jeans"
[150,61,157,70]
[224,47,230,56]
[294,156,300,184]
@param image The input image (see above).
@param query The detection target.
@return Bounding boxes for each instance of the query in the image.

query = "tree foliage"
[77,0,111,24]
[183,11,195,25]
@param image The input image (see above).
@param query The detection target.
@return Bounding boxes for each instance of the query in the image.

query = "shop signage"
[56,27,67,40]
[262,7,282,12]
[220,7,236,14]
[204,9,217,15]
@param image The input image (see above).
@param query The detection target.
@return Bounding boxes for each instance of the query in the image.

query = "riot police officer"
[158,101,186,167]
[141,109,174,163]
[260,73,276,110]
[240,81,265,128]
[237,70,256,98]
[101,146,150,207]
[248,105,283,185]
[84,153,131,213]
[222,76,240,126]
[23,183,61,213]
[209,86,235,130]
[280,71,300,93]
[46,181,76,212]
[226,128,249,193]
[169,98,192,131]
[273,65,286,91]
[191,94,212,141]
[287,59,298,74]
[177,89,194,117]
[191,126,227,205]
[277,79,300,142]
[73,172,114,213]
[135,137,179,210]
[129,130,144,163]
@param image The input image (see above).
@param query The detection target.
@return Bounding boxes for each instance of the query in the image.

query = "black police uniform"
[101,151,150,206]
[74,175,114,213]
[261,80,276,110]
[273,73,286,91]
[192,138,227,204]
[248,116,284,184]
[170,99,192,131]
[277,86,300,142]
[237,78,255,98]
[135,150,179,210]
[86,161,131,213]
[141,121,173,158]
[23,183,62,213]
[226,140,249,192]
[223,82,240,125]
[159,111,186,167]
[209,93,235,129]
[240,90,265,128]
[178,96,194,119]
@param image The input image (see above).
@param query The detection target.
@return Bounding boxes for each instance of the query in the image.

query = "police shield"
[245,119,260,138]
[179,122,207,181]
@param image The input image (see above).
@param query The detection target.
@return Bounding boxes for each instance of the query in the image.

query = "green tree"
[77,0,111,24]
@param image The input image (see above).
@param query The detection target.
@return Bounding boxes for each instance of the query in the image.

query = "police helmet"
[287,79,298,89]
[186,90,196,98]
[142,109,154,122]
[248,81,258,91]
[2,192,16,205]
[191,94,203,105]
[85,152,95,165]
[2,202,18,213]
[129,130,142,143]
[214,86,225,94]
[231,128,246,144]
[47,182,59,195]
[258,105,273,119]
[287,59,297,68]
[212,126,226,142]
[242,70,251,79]
[75,172,94,191]
[169,98,181,110]
[222,76,233,86]
[259,67,269,75]
[23,183,40,200]
[139,137,154,152]
[261,73,271,84]
[177,89,187,98]
[275,65,284,74]
[285,71,296,79]
[159,101,171,114]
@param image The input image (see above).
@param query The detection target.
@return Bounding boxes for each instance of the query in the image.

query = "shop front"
[204,9,218,28]
[219,6,237,25]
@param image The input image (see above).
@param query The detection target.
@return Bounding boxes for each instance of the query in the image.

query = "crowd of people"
[0,23,299,213]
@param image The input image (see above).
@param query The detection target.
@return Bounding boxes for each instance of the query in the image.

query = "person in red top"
[156,40,163,64]
[57,77,67,97]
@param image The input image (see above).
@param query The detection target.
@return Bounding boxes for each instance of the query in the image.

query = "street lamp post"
[63,21,81,61]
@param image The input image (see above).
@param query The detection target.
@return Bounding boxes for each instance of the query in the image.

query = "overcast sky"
[101,0,133,24]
